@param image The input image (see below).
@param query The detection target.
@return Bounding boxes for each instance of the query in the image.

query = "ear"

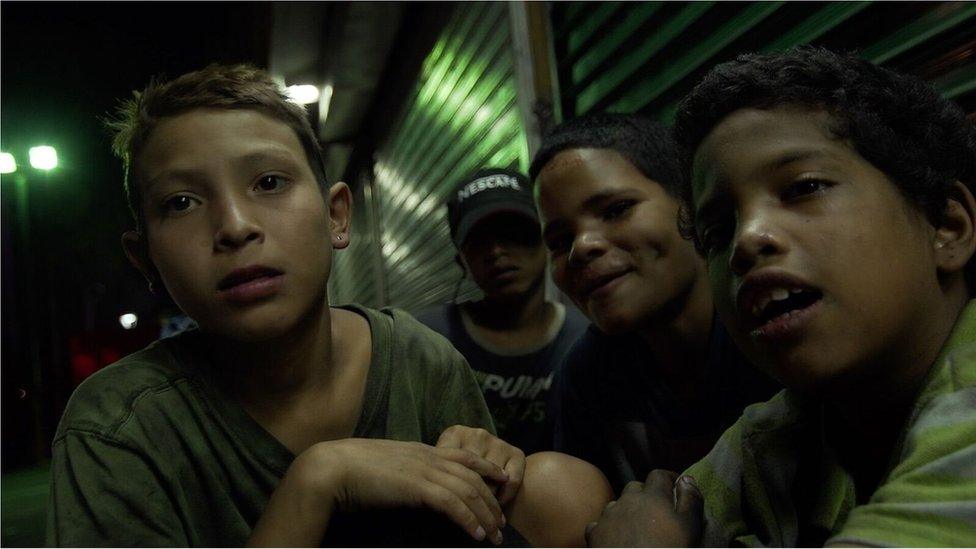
[328,181,352,249]
[934,181,976,275]
[121,230,158,287]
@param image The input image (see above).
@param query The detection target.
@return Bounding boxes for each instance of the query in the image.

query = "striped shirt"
[685,301,976,546]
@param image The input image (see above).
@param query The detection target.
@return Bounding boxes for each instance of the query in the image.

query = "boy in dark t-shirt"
[416,169,588,455]
[47,64,612,547]
[530,114,777,494]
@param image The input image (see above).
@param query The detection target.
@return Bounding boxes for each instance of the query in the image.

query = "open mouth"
[748,286,823,339]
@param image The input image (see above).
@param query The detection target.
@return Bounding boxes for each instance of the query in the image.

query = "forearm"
[248,451,341,547]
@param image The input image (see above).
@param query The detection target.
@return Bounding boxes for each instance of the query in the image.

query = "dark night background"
[2,2,272,471]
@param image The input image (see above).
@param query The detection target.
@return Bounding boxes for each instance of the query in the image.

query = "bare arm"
[248,438,509,547]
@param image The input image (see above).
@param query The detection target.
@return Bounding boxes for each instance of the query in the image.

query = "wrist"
[289,441,348,513]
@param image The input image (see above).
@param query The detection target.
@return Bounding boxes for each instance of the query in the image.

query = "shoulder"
[352,304,470,378]
[54,332,202,444]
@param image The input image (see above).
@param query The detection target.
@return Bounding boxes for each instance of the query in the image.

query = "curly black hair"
[673,47,976,254]
[528,112,684,197]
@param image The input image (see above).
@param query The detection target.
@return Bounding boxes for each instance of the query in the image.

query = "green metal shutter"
[552,1,976,121]
[335,2,530,312]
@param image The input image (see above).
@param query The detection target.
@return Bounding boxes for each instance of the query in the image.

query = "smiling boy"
[529,113,776,494]
[44,64,612,547]
[585,48,976,546]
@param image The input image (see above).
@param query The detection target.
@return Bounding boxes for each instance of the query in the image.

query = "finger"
[603,500,617,513]
[440,459,505,524]
[436,426,463,449]
[645,469,680,499]
[585,521,597,546]
[491,449,524,506]
[622,480,644,494]
[419,482,488,542]
[437,447,509,484]
[433,466,504,544]
[675,476,703,519]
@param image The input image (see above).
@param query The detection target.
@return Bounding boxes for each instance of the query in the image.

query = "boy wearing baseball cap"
[417,168,588,455]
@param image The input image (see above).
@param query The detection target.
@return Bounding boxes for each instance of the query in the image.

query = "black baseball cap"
[447,168,539,247]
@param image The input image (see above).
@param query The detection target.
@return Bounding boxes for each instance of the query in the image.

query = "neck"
[467,275,549,331]
[827,286,969,497]
[213,299,335,404]
[636,266,714,389]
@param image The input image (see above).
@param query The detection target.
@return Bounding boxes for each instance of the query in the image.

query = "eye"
[603,200,635,221]
[782,178,830,201]
[162,194,199,215]
[255,174,289,192]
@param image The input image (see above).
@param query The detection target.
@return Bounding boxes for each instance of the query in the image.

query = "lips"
[736,269,823,340]
[217,265,284,303]
[577,268,630,301]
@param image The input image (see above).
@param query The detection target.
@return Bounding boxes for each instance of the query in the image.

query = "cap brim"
[454,201,540,247]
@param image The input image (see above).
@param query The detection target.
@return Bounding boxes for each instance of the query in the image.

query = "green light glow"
[0,152,16,174]
[29,146,58,170]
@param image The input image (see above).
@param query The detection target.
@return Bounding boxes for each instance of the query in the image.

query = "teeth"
[751,286,799,318]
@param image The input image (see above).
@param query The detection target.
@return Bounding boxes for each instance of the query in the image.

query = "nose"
[212,196,263,252]
[568,228,608,266]
[728,209,787,277]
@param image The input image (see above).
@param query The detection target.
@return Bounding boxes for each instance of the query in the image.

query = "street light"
[29,146,58,170]
[119,313,138,330]
[0,152,16,174]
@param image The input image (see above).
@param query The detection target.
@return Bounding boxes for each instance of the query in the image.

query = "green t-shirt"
[46,305,496,547]
[686,301,976,546]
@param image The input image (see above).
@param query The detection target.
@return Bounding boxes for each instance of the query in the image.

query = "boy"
[529,113,777,494]
[416,168,588,455]
[585,47,976,546]
[46,64,611,547]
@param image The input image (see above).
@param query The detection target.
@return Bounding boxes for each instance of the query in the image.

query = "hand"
[437,425,526,506]
[584,470,703,547]
[311,438,509,544]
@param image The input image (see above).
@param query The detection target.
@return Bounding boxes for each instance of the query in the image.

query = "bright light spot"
[119,313,138,330]
[29,146,58,170]
[0,152,16,174]
[319,84,335,125]
[286,84,320,105]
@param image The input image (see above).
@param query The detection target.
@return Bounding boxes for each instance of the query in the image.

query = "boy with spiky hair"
[585,47,976,547]
[529,113,776,495]
[46,64,611,547]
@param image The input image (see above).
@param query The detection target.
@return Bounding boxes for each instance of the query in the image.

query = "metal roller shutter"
[552,1,976,121]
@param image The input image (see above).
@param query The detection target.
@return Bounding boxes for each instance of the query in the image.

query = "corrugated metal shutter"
[552,2,976,121]
[350,1,530,313]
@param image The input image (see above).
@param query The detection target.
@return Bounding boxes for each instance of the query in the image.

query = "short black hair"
[529,112,684,197]
[673,47,976,253]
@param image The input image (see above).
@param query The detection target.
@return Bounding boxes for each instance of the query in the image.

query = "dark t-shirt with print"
[415,302,589,455]
[552,313,779,495]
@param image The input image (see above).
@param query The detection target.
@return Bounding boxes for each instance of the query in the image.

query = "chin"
[590,308,640,336]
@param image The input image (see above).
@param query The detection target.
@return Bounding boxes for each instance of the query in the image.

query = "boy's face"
[691,106,942,392]
[125,108,348,342]
[459,212,548,300]
[537,148,705,334]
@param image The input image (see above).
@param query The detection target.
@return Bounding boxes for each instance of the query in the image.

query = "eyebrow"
[541,189,635,239]
[695,149,830,223]
[144,148,301,192]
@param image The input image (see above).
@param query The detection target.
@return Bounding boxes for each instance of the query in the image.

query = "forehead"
[136,108,305,183]
[537,148,657,206]
[691,107,843,201]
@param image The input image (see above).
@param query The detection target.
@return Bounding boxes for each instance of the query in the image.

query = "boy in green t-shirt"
[47,64,611,547]
[584,47,976,546]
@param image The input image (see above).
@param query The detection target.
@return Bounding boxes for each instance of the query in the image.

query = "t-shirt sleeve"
[47,430,187,547]
[827,348,976,547]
